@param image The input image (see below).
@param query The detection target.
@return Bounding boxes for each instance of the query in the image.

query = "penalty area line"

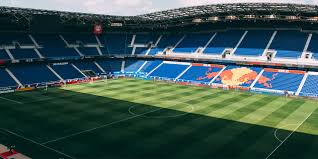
[265,111,314,159]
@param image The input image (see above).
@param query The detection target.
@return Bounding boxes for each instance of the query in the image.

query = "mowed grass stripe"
[223,96,280,121]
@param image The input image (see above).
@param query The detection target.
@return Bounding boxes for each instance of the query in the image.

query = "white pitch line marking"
[42,106,166,145]
[0,129,77,159]
[0,96,23,104]
[266,111,315,159]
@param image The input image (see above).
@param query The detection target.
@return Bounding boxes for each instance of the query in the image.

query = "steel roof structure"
[2,3,318,31]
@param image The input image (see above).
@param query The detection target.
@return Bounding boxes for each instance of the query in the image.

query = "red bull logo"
[199,67,277,88]
[197,67,220,81]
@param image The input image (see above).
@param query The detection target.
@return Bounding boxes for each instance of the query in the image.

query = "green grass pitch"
[0,78,317,159]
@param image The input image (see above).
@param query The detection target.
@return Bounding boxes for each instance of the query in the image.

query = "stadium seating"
[253,68,304,92]
[299,74,318,97]
[9,64,60,85]
[73,61,104,75]
[148,62,189,79]
[269,30,307,58]
[50,63,85,80]
[77,47,100,56]
[134,47,149,55]
[178,64,224,83]
[212,65,262,87]
[34,34,80,58]
[203,30,245,55]
[138,60,162,73]
[148,34,184,55]
[173,33,212,53]
[0,33,34,46]
[0,49,11,60]
[96,59,123,73]
[134,34,159,44]
[99,33,133,55]
[62,34,98,45]
[9,49,40,59]
[124,60,145,72]
[306,33,318,59]
[0,69,17,87]
[234,30,273,56]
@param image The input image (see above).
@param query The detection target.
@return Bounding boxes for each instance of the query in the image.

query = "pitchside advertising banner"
[93,24,103,35]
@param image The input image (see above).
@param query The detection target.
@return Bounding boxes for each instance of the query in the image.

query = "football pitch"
[0,78,317,159]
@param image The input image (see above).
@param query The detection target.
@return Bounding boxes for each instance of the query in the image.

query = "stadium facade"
[0,3,318,97]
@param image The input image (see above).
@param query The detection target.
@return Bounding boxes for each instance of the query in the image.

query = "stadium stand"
[34,34,80,58]
[269,30,307,58]
[134,47,149,55]
[0,69,17,87]
[9,64,60,85]
[73,61,104,75]
[77,47,100,56]
[203,30,245,55]
[234,30,273,56]
[299,73,318,97]
[212,65,262,87]
[96,59,123,73]
[148,61,190,79]
[124,59,145,72]
[173,33,212,53]
[253,68,304,92]
[178,63,224,83]
[9,49,40,59]
[306,33,318,60]
[0,33,34,46]
[138,60,162,73]
[134,33,159,45]
[99,33,133,55]
[0,49,11,60]
[50,63,85,80]
[62,34,98,45]
[148,34,184,55]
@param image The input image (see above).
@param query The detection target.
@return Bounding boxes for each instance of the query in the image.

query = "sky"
[0,0,318,16]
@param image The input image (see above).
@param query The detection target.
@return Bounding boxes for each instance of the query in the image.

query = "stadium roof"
[2,3,318,31]
[138,3,318,21]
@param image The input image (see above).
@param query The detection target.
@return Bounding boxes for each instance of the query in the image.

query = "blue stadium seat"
[234,30,273,56]
[9,64,60,85]
[254,69,304,92]
[77,47,100,56]
[306,33,318,59]
[148,34,183,55]
[204,30,245,55]
[0,69,17,87]
[269,30,307,58]
[139,60,162,73]
[99,33,133,55]
[134,47,149,55]
[299,75,318,97]
[134,34,159,44]
[173,33,212,53]
[73,61,103,75]
[34,34,80,58]
[149,62,189,79]
[124,60,145,72]
[10,49,39,59]
[178,64,223,83]
[0,33,33,46]
[63,34,98,45]
[96,59,122,73]
[51,63,85,80]
[0,49,11,60]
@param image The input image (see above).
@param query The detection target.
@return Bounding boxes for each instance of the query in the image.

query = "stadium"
[0,2,318,159]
